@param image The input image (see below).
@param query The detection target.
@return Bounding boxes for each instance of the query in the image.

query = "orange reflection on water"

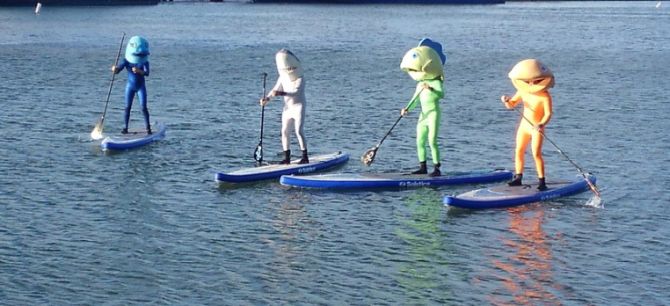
[489,206,561,306]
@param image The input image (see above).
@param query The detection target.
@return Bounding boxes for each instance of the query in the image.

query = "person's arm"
[279,78,302,97]
[131,62,149,77]
[401,84,423,116]
[111,59,126,74]
[142,62,150,77]
[501,92,522,109]
[260,79,282,106]
[537,95,553,127]
[422,80,444,99]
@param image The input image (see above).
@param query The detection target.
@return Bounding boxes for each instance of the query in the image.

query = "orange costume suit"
[501,59,555,191]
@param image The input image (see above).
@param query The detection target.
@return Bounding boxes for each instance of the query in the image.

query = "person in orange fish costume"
[501,59,554,191]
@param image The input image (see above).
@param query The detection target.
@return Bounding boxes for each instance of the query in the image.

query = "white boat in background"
[34,2,41,14]
[657,1,662,8]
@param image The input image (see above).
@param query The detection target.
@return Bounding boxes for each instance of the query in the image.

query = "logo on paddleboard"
[539,193,559,201]
[298,166,317,174]
[399,181,431,188]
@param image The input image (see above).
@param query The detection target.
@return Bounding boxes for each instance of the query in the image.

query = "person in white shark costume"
[260,49,309,164]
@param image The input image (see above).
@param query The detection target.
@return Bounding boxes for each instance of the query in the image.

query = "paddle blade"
[586,195,603,208]
[254,144,263,162]
[91,120,104,140]
[587,182,601,197]
[361,147,378,166]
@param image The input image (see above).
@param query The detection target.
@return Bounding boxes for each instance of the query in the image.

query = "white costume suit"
[270,49,307,153]
[271,76,307,151]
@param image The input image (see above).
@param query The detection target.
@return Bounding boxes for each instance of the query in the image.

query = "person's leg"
[426,110,441,177]
[138,86,151,133]
[412,116,428,174]
[509,128,531,186]
[123,84,136,133]
[531,130,547,190]
[280,113,292,164]
[293,105,308,164]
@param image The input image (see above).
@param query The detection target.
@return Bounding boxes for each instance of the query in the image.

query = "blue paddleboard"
[279,169,513,189]
[444,175,597,209]
[101,122,166,151]
[215,151,349,183]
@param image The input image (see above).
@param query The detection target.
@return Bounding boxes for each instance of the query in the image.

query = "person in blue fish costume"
[111,35,152,134]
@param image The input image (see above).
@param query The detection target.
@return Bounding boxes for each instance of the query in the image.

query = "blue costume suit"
[114,58,150,132]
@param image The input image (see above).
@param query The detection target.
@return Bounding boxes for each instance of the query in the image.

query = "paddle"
[509,105,602,199]
[91,33,126,140]
[361,115,404,166]
[361,88,425,166]
[254,72,268,165]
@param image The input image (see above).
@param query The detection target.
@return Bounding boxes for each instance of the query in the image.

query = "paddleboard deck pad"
[279,168,513,189]
[215,151,349,183]
[444,175,597,209]
[101,122,166,151]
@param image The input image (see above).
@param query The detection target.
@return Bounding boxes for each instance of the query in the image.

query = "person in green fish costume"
[400,38,446,177]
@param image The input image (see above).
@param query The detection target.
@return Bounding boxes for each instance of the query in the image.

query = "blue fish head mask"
[125,36,150,64]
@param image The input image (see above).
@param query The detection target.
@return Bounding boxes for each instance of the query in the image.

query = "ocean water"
[1,1,669,304]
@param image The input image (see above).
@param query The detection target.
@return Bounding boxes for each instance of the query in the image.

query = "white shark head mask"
[275,49,303,82]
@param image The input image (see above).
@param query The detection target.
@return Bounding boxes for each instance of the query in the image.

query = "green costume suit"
[405,79,444,164]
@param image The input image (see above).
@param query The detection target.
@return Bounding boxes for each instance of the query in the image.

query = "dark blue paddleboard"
[215,151,349,183]
[279,169,513,189]
[101,122,166,151]
[443,175,597,209]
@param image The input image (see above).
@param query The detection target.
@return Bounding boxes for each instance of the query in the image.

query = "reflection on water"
[395,189,450,304]
[264,191,312,284]
[487,206,563,305]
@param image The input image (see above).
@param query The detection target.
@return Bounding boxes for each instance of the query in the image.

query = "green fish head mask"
[400,46,444,81]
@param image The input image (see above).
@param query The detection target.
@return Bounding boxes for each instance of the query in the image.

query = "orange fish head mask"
[508,59,555,93]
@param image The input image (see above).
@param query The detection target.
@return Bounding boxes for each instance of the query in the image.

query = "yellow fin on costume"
[400,46,444,81]
[508,59,555,93]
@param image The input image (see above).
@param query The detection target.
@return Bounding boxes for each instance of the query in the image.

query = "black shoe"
[411,162,427,175]
[280,150,291,165]
[121,128,128,134]
[298,149,309,164]
[508,173,523,186]
[429,163,441,177]
[537,177,548,191]
[146,128,152,135]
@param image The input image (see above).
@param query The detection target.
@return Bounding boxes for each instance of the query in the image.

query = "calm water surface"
[1,1,669,304]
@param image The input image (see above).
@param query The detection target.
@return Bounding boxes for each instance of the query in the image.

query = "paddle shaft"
[259,72,267,144]
[374,115,403,150]
[99,33,126,126]
[255,72,268,163]
[361,88,428,166]
[511,106,601,197]
[374,88,426,149]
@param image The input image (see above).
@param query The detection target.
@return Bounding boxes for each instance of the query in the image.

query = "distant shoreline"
[0,0,659,6]
[0,0,159,6]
